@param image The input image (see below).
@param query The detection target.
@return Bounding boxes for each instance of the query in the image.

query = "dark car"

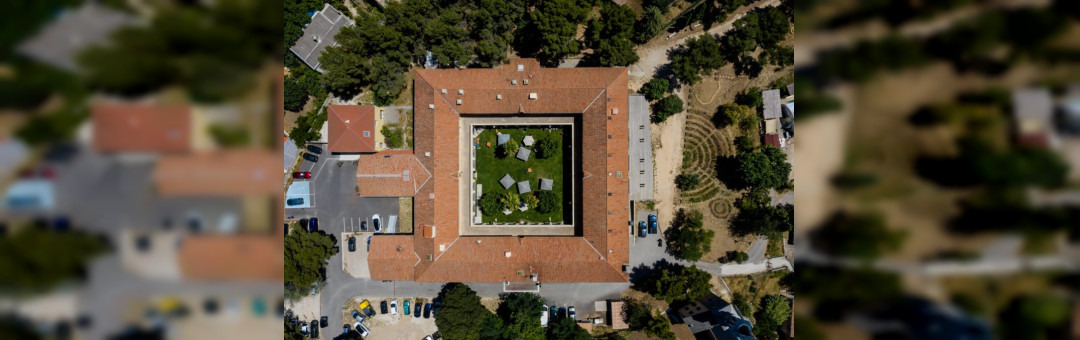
[638,221,647,237]
[414,301,422,316]
[286,198,304,206]
[309,320,319,338]
[306,145,323,154]
[303,153,318,162]
[557,307,566,319]
[423,303,431,318]
[320,316,328,328]
[367,236,372,251]
[360,220,367,231]
[550,306,558,319]
[432,301,441,317]
[380,300,388,314]
[432,331,442,340]
[308,218,318,232]
[648,214,658,234]
[348,237,356,252]
[292,171,311,179]
[342,324,350,335]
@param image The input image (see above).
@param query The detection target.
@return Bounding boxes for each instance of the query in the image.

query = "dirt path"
[792,85,852,234]
[651,110,686,232]
[629,0,781,86]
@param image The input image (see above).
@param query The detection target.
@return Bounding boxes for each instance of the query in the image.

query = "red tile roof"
[92,104,191,153]
[178,233,284,280]
[764,134,781,148]
[366,59,630,283]
[328,105,377,153]
[153,149,281,196]
[368,235,418,281]
[355,152,432,197]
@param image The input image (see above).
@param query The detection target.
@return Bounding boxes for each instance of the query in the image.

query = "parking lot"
[287,147,398,236]
[341,232,372,278]
[341,297,438,340]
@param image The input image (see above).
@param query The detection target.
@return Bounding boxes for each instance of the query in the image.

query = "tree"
[535,191,560,213]
[664,209,714,261]
[633,7,665,44]
[499,192,521,211]
[381,126,404,149]
[670,34,724,85]
[480,193,502,216]
[525,0,588,65]
[639,78,670,101]
[811,211,906,260]
[724,250,749,263]
[536,138,560,159]
[735,87,763,107]
[625,300,676,340]
[730,188,792,238]
[640,262,712,303]
[764,45,794,67]
[734,135,756,153]
[712,103,753,129]
[652,95,684,123]
[435,283,499,340]
[497,293,546,340]
[285,226,337,300]
[594,38,640,66]
[548,318,590,340]
[585,3,638,66]
[0,225,108,293]
[675,173,702,190]
[499,139,520,158]
[754,295,792,340]
[727,146,790,190]
[522,194,540,210]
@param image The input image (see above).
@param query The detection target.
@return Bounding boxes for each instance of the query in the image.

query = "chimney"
[505,251,512,258]
[528,93,537,100]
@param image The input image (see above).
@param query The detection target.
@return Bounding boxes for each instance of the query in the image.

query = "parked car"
[309,320,319,338]
[320,316,328,328]
[432,331,442,340]
[302,153,318,162]
[390,300,398,315]
[414,300,422,316]
[423,303,432,318]
[638,221,647,237]
[353,322,369,337]
[360,300,376,317]
[432,301,441,317]
[648,214,658,234]
[540,304,549,327]
[308,218,318,232]
[348,237,356,252]
[300,323,309,335]
[360,220,367,231]
[306,145,323,154]
[372,214,381,232]
[568,306,576,320]
[404,300,411,316]
[550,306,558,319]
[292,171,311,179]
[423,336,433,340]
[342,324,350,335]
[351,310,364,323]
[286,198,304,206]
[557,307,566,319]
[380,300,388,314]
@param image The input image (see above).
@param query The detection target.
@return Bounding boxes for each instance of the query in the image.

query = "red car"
[292,172,311,179]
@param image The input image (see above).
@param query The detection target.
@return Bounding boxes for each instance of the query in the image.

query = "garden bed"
[473,126,569,224]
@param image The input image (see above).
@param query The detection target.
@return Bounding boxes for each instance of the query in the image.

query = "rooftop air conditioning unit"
[523,79,529,85]
[456,99,462,105]
[441,89,447,94]
[511,80,517,85]
[428,104,435,109]
[458,89,464,95]
[529,93,537,100]
[496,94,502,100]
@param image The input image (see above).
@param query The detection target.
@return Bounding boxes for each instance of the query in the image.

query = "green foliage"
[0,226,108,293]
[1000,294,1071,340]
[496,293,546,340]
[639,78,670,101]
[732,293,754,317]
[523,0,589,65]
[795,265,902,313]
[664,209,714,261]
[917,137,1069,189]
[585,3,638,66]
[734,135,756,153]
[480,193,502,216]
[0,59,80,110]
[625,300,676,339]
[764,45,794,68]
[735,87,763,108]
[469,0,529,67]
[499,192,521,211]
[670,34,725,85]
[819,35,929,82]
[382,125,405,149]
[548,317,590,340]
[652,95,684,123]
[0,316,42,340]
[633,7,665,44]
[522,194,539,210]
[284,227,337,300]
[499,139,520,158]
[285,0,330,47]
[208,124,250,147]
[15,105,89,146]
[435,283,499,340]
[754,295,791,340]
[675,173,702,190]
[812,211,906,260]
[536,138,560,159]
[640,261,712,304]
[284,76,309,112]
[535,191,559,214]
[730,188,792,239]
[728,146,791,190]
[724,250,749,263]
[711,103,754,130]
[288,94,328,148]
[642,0,673,14]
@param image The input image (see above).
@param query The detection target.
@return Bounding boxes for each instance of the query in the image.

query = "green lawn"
[474,127,568,223]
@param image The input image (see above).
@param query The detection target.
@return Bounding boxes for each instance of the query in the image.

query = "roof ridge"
[411,153,433,194]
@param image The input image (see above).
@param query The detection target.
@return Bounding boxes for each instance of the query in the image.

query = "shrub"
[639,78,670,101]
[382,125,404,149]
[479,193,501,216]
[734,135,755,153]
[724,250,749,263]
[499,192,521,211]
[499,139,520,158]
[535,191,559,213]
[652,95,684,123]
[735,87,762,108]
[523,194,539,209]
[536,138,560,159]
[284,76,309,112]
[675,173,701,190]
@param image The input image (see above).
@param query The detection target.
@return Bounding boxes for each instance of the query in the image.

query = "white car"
[372,214,382,233]
[540,304,549,327]
[568,306,576,320]
[353,322,369,337]
[390,300,398,315]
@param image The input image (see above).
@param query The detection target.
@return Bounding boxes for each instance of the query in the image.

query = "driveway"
[288,151,398,236]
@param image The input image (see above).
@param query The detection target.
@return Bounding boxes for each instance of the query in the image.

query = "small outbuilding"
[516,148,531,161]
[539,178,553,191]
[499,174,515,189]
[517,181,531,194]
[522,135,535,147]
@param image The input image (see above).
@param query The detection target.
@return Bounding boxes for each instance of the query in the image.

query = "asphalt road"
[288,151,399,235]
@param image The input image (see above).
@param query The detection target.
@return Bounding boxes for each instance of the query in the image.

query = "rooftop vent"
[505,251,512,258]
[511,79,518,85]
[496,94,502,100]
[425,151,430,157]
[611,108,619,115]
[429,193,434,199]
[428,104,435,109]
[456,99,462,105]
[458,89,464,95]
[517,64,524,71]
[441,89,447,94]
[529,93,537,100]
[345,119,351,124]
[523,79,529,85]
[477,239,482,244]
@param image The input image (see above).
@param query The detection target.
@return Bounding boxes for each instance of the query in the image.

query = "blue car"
[638,221,647,238]
[648,214,658,234]
[308,218,319,232]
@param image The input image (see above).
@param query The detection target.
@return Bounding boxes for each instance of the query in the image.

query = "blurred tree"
[435,283,500,340]
[675,173,702,190]
[0,225,108,293]
[652,95,684,123]
[754,295,791,340]
[548,318,589,340]
[496,293,545,340]
[664,209,714,261]
[639,78,670,101]
[811,211,906,260]
[633,8,665,44]
[284,227,336,300]
[670,34,724,85]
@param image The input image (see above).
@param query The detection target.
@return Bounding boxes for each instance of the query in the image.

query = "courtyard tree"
[536,138,560,159]
[480,193,502,216]
[500,139,520,158]
[435,283,501,340]
[522,194,539,210]
[633,7,665,44]
[496,293,546,340]
[639,78,670,101]
[754,295,792,340]
[664,209,714,261]
[499,192,521,211]
[535,191,559,214]
[285,226,337,300]
[652,95,684,123]
[675,173,702,190]
[726,146,790,190]
[548,318,590,340]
